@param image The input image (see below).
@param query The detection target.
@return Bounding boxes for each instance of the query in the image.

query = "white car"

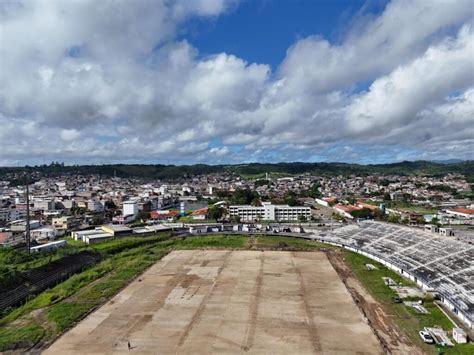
[419,330,434,344]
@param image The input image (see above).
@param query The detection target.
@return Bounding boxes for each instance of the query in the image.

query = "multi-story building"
[123,200,138,217]
[0,228,24,247]
[0,208,27,223]
[52,216,80,232]
[229,202,311,222]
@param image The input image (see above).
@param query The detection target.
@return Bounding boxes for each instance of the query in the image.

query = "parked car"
[419,330,434,344]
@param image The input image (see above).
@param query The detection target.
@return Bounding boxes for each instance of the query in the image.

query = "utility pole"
[25,175,31,253]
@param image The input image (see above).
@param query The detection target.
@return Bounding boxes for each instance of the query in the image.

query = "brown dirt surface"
[44,250,382,354]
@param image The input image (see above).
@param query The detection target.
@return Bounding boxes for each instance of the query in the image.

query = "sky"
[0,0,473,166]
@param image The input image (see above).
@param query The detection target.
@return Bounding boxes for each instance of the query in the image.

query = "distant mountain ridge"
[0,160,473,182]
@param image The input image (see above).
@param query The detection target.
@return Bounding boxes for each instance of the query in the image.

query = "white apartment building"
[123,200,138,217]
[229,202,311,222]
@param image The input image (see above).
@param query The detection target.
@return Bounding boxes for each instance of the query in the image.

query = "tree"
[91,215,104,226]
[383,193,392,201]
[350,208,371,219]
[104,200,117,209]
[283,191,298,206]
[208,206,224,222]
[250,197,261,206]
[346,195,356,205]
[387,214,401,223]
[298,214,307,223]
[231,188,259,205]
[230,215,241,223]
[254,179,270,187]
[431,217,440,227]
[373,209,386,221]
[137,211,150,221]
[308,183,321,198]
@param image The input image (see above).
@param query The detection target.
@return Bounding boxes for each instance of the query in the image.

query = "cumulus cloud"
[0,0,472,165]
[345,25,474,136]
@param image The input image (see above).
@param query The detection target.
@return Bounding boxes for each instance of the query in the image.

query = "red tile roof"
[451,207,474,214]
[192,207,208,216]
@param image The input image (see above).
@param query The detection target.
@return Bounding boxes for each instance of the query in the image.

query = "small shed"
[452,328,467,344]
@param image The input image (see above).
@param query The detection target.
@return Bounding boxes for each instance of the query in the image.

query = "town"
[1,168,472,249]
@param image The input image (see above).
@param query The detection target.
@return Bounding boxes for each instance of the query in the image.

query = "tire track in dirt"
[176,251,232,348]
[126,250,201,340]
[291,252,322,352]
[241,252,264,352]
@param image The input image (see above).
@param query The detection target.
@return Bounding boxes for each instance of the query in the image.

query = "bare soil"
[44,250,382,354]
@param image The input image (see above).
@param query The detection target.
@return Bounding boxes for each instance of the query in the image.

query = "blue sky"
[0,0,473,166]
[185,0,387,70]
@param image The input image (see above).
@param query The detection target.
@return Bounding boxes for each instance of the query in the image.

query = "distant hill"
[0,160,472,182]
[431,159,464,164]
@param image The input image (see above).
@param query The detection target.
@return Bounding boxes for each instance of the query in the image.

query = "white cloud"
[0,0,472,165]
[60,129,81,141]
[345,25,474,136]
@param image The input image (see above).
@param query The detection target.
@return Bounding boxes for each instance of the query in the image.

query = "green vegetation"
[207,205,224,221]
[229,188,260,205]
[252,235,334,250]
[2,160,472,183]
[345,252,474,355]
[164,235,247,249]
[427,184,457,194]
[0,243,168,351]
[283,190,298,206]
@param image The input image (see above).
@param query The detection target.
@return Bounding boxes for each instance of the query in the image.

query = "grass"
[253,235,335,250]
[344,252,474,355]
[48,302,90,332]
[164,235,248,249]
[0,244,168,351]
[177,215,218,223]
[0,324,46,351]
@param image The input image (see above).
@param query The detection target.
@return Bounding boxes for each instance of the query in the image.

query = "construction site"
[45,250,382,354]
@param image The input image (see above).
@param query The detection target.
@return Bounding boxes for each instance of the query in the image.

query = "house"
[192,207,208,220]
[356,201,377,211]
[0,229,24,247]
[446,208,474,219]
[9,219,41,232]
[52,216,80,232]
[30,227,58,242]
[150,210,178,222]
[333,204,361,219]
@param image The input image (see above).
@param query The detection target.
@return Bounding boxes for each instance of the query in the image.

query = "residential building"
[192,207,208,220]
[30,227,58,241]
[52,216,80,231]
[123,200,138,217]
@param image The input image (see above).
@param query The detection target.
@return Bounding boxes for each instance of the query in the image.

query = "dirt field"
[45,250,382,354]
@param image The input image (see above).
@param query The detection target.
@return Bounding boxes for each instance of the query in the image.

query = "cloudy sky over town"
[0,0,473,166]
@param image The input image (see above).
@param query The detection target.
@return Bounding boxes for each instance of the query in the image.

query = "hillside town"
[0,170,472,249]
